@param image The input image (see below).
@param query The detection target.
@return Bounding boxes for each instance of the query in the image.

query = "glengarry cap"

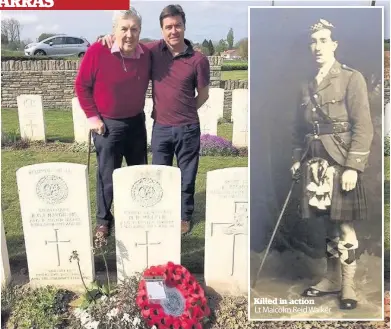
[310,18,335,33]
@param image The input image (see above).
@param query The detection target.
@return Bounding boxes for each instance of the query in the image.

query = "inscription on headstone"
[204,167,248,295]
[16,163,94,289]
[113,165,181,281]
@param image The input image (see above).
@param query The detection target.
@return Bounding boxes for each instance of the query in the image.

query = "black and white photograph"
[249,5,385,320]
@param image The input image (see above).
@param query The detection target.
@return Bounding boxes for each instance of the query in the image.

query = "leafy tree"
[237,37,248,59]
[37,33,56,42]
[215,39,228,54]
[1,18,21,43]
[201,39,210,55]
[227,27,234,49]
[1,33,9,44]
[201,46,210,56]
[208,39,214,55]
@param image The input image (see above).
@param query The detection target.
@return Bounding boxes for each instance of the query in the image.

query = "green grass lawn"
[1,50,24,57]
[222,60,248,65]
[221,70,248,81]
[1,109,245,274]
[1,109,233,143]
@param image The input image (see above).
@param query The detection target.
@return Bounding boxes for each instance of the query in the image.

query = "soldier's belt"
[310,121,351,136]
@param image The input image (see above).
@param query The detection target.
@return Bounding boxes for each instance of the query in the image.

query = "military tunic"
[292,60,374,221]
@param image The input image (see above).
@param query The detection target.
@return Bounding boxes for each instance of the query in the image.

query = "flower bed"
[2,282,390,329]
[200,134,246,157]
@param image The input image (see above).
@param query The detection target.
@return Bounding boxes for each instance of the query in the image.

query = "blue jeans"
[93,113,147,227]
[151,122,200,221]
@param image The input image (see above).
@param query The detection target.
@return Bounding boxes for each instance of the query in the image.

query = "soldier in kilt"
[290,19,373,310]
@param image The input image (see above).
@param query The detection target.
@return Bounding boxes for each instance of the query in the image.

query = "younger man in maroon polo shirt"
[150,5,210,235]
[101,5,210,235]
[75,8,151,238]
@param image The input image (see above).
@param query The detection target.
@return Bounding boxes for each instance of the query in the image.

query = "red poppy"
[137,262,210,329]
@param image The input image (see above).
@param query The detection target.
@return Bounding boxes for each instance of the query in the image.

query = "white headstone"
[232,110,248,147]
[113,165,181,281]
[198,101,218,136]
[231,89,248,123]
[204,167,248,295]
[144,98,154,145]
[16,95,46,141]
[385,103,390,137]
[209,88,225,119]
[72,97,91,144]
[1,217,11,286]
[16,163,95,289]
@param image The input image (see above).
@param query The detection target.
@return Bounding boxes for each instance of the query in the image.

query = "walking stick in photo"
[251,172,300,288]
[87,129,92,174]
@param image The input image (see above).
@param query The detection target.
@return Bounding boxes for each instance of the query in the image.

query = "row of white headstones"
[15,88,249,147]
[1,163,248,296]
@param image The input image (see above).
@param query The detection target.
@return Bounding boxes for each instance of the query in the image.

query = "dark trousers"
[93,113,147,227]
[151,122,200,221]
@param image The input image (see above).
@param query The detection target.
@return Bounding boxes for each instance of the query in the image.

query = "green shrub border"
[221,62,248,71]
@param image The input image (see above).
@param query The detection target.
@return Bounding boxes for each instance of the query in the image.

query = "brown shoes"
[95,225,109,239]
[181,220,191,235]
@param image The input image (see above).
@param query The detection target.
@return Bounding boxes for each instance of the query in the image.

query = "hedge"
[221,62,248,71]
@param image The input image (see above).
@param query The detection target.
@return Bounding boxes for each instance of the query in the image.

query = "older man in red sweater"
[75,8,151,238]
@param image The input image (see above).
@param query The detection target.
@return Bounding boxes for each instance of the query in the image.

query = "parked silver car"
[24,34,90,57]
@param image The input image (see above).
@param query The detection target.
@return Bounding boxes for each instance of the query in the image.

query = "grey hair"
[112,7,142,30]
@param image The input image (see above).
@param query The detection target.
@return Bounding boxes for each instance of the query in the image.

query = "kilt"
[299,139,368,222]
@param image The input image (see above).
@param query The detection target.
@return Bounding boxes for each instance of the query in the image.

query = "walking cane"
[87,129,92,174]
[251,171,300,288]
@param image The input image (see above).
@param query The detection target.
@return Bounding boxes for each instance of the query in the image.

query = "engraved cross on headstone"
[45,229,71,266]
[240,123,248,144]
[135,231,161,268]
[25,120,37,137]
[211,201,248,276]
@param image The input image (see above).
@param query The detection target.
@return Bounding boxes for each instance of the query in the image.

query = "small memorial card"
[144,276,167,304]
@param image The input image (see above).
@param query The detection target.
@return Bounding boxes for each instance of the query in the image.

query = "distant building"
[221,49,241,60]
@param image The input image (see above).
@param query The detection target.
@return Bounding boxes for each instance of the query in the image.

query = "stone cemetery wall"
[1,56,246,118]
[221,80,248,120]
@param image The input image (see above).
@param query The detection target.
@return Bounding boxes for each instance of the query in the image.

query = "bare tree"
[1,18,21,43]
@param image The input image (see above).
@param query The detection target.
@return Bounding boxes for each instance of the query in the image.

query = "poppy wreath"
[136,262,210,329]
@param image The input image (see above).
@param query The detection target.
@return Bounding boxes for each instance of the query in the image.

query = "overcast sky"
[1,0,389,44]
